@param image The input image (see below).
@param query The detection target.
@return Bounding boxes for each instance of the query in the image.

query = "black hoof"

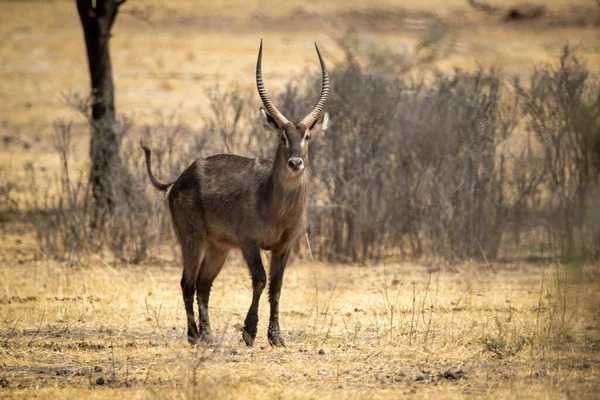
[268,335,286,347]
[187,335,198,345]
[187,323,199,345]
[198,330,213,345]
[242,329,255,347]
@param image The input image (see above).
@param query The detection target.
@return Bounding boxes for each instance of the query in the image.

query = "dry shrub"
[26,111,193,263]
[24,44,600,264]
[302,43,598,262]
[294,52,521,261]
[515,45,600,259]
[0,168,18,217]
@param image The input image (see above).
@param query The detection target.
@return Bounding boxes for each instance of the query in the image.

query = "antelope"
[142,40,330,347]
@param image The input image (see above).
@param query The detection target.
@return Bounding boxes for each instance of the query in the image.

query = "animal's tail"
[140,140,174,192]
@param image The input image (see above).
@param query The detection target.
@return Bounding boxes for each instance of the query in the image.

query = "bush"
[515,45,600,259]
[25,44,600,264]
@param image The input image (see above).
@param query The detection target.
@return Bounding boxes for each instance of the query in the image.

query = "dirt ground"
[1,0,600,398]
[1,252,599,399]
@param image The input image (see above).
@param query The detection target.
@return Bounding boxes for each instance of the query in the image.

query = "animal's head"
[256,40,330,176]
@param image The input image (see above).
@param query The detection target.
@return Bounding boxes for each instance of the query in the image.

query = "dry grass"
[1,0,600,398]
[0,250,599,398]
[1,0,598,126]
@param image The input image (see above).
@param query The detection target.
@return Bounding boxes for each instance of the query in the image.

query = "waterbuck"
[142,41,330,347]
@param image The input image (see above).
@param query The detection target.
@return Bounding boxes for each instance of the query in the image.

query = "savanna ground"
[1,0,600,398]
[2,255,600,399]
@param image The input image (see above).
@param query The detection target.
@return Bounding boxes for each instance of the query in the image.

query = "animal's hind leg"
[180,236,205,345]
[196,245,229,344]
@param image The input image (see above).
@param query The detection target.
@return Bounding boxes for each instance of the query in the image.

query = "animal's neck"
[267,148,309,225]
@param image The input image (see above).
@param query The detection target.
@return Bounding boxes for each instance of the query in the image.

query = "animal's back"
[168,154,273,247]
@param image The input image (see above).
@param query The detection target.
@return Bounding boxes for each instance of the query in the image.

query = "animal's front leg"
[241,244,266,346]
[268,249,290,347]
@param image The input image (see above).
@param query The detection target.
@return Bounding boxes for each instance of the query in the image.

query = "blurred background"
[1,0,599,264]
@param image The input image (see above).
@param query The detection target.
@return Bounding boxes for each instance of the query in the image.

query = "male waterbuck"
[142,41,330,346]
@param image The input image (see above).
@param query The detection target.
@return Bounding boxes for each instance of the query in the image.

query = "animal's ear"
[309,112,330,137]
[259,107,280,132]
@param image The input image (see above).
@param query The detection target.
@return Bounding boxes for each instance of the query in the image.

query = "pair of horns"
[256,40,330,129]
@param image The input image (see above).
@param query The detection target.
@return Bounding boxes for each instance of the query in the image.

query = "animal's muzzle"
[287,157,304,172]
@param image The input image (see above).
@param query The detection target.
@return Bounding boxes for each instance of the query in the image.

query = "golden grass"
[1,0,598,130]
[0,252,599,398]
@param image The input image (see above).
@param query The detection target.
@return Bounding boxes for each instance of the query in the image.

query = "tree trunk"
[76,0,125,228]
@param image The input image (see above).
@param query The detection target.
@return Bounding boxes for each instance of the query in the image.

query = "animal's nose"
[287,157,304,171]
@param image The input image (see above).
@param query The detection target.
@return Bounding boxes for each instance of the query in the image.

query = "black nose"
[287,158,304,171]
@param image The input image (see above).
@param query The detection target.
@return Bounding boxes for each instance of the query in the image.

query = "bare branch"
[119,6,152,22]
[467,0,497,15]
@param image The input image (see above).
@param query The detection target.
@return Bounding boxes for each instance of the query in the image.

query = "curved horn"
[256,40,290,128]
[300,42,330,129]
